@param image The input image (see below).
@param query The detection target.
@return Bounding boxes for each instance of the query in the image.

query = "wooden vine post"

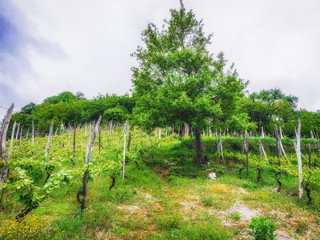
[308,144,311,168]
[257,140,263,182]
[19,127,23,146]
[274,124,282,161]
[317,139,320,164]
[45,122,54,163]
[245,132,249,177]
[296,119,303,199]
[127,131,131,152]
[148,134,151,160]
[78,116,101,211]
[0,104,14,185]
[15,123,20,140]
[122,122,128,179]
[258,139,269,164]
[274,124,283,192]
[217,130,225,164]
[98,128,101,154]
[8,121,16,159]
[32,121,35,145]
[73,126,76,157]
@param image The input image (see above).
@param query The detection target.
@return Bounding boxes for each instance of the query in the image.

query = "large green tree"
[131,2,248,165]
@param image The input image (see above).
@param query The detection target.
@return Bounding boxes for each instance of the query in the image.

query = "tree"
[131,1,248,165]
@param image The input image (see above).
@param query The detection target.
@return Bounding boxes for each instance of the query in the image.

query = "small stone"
[208,172,217,179]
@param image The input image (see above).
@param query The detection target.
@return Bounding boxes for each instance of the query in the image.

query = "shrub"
[248,217,277,240]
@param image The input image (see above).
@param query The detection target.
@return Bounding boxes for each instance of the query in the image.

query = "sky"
[1,0,320,118]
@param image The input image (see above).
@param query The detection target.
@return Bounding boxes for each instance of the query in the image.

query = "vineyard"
[1,118,320,239]
[2,2,320,240]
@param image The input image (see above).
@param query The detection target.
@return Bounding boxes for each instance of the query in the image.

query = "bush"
[248,217,277,240]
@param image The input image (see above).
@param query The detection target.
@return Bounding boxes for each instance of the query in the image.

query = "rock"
[208,172,217,179]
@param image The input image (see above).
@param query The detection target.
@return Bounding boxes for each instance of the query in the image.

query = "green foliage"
[155,212,182,230]
[229,211,240,221]
[248,217,277,240]
[10,92,134,134]
[0,215,57,240]
[131,2,250,135]
[168,218,232,240]
[201,195,214,206]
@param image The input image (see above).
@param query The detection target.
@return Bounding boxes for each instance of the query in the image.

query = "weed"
[248,216,277,240]
[0,215,56,240]
[155,212,182,230]
[202,196,214,206]
[169,218,232,239]
[296,220,309,233]
[229,211,240,221]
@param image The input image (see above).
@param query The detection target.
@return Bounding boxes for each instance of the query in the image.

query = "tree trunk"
[195,129,203,166]
[0,104,14,184]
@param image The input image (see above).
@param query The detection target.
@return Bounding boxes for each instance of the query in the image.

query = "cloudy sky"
[1,0,320,118]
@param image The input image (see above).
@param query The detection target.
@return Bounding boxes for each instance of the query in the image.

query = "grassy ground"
[1,131,320,239]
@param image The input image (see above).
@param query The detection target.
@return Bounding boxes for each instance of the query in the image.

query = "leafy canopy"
[132,1,248,132]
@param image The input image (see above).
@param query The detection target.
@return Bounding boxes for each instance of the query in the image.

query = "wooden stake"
[122,122,128,178]
[148,134,151,160]
[45,122,54,163]
[308,144,311,168]
[19,126,22,146]
[98,128,101,154]
[295,119,303,199]
[15,123,20,140]
[0,104,14,184]
[274,124,282,162]
[8,121,16,159]
[246,133,249,177]
[259,140,269,164]
[127,131,131,152]
[73,126,76,157]
[32,121,35,145]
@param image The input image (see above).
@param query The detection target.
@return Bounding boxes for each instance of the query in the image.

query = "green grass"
[1,130,320,239]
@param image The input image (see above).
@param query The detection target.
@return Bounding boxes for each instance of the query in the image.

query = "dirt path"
[159,168,171,180]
